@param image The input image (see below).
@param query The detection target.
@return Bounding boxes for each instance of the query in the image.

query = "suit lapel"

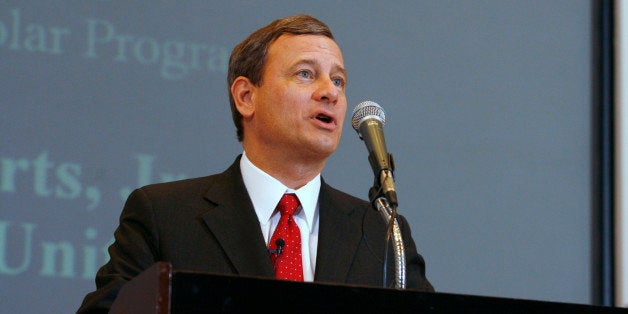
[314,182,364,282]
[199,157,275,278]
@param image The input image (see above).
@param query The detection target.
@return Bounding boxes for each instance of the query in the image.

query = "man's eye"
[298,70,312,78]
[332,78,345,87]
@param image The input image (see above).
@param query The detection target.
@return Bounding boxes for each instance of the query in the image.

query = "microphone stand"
[369,184,406,289]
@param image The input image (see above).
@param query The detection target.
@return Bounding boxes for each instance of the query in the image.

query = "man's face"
[250,34,347,162]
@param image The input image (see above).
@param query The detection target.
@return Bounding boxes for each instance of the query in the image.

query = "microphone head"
[351,100,386,132]
[275,238,285,247]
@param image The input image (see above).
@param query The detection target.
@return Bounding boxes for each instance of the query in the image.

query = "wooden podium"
[110,262,626,313]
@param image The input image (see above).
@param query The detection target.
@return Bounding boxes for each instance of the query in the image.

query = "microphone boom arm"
[373,196,406,289]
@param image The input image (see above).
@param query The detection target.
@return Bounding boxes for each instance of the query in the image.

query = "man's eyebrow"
[333,65,347,80]
[293,59,347,76]
[292,59,318,68]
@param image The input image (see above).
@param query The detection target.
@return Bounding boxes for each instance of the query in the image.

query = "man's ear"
[231,76,255,118]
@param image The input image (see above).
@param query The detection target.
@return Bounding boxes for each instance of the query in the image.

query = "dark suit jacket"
[77,156,433,313]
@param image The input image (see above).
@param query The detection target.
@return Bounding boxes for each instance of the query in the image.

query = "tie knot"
[277,193,300,216]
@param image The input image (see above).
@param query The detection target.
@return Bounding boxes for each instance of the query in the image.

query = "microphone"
[268,238,285,256]
[351,100,398,206]
[275,238,285,256]
[270,238,285,270]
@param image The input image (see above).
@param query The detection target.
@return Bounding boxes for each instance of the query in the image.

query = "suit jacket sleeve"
[77,187,161,313]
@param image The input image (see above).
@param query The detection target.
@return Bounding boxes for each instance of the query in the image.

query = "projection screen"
[0,1,598,312]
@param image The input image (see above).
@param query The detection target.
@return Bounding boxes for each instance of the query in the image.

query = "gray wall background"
[0,1,594,313]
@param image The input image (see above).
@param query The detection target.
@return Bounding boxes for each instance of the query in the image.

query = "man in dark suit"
[77,13,433,313]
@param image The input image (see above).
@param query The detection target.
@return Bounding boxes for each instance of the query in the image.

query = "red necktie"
[268,193,303,281]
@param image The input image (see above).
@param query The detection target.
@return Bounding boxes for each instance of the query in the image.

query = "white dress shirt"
[239,151,320,281]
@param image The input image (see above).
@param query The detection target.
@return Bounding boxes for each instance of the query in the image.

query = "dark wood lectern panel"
[110,262,627,313]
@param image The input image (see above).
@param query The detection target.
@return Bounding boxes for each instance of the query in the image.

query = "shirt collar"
[240,151,320,231]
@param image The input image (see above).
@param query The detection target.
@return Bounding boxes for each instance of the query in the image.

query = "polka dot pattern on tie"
[268,193,303,281]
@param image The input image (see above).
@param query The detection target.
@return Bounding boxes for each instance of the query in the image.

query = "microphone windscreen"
[351,100,386,131]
